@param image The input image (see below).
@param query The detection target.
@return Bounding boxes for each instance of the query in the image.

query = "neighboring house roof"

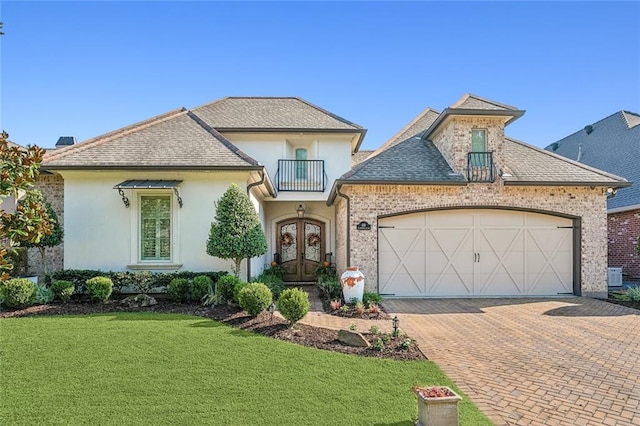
[44,108,261,169]
[545,111,640,211]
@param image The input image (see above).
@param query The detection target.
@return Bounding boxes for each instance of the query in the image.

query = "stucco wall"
[58,170,258,279]
[27,173,65,277]
[339,183,608,298]
[608,208,640,279]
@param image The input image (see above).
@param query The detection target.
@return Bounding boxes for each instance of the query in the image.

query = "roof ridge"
[44,107,188,162]
[294,97,364,130]
[547,110,633,148]
[506,136,628,182]
[366,107,440,162]
[621,110,640,129]
[451,93,518,110]
[185,110,260,167]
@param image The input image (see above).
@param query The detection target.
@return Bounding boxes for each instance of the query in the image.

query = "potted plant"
[413,386,462,426]
[340,266,364,303]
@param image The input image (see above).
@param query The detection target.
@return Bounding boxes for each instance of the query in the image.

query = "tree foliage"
[20,190,64,275]
[0,132,53,280]
[206,184,267,276]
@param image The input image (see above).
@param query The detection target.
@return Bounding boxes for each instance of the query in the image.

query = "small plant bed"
[0,298,424,361]
[606,286,640,311]
[326,300,389,320]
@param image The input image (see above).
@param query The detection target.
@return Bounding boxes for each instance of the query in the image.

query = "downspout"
[335,184,351,267]
[246,170,266,280]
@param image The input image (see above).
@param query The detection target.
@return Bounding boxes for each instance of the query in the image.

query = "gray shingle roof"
[450,93,519,111]
[43,109,260,168]
[351,150,374,166]
[545,111,640,210]
[375,108,440,154]
[340,136,466,183]
[191,97,363,131]
[503,137,627,186]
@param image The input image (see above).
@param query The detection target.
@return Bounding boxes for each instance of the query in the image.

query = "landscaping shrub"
[627,285,640,302]
[48,269,226,294]
[237,282,272,316]
[168,278,190,303]
[316,276,342,300]
[233,281,249,304]
[191,275,213,302]
[0,278,36,308]
[216,275,241,303]
[33,282,54,305]
[363,291,383,307]
[51,280,74,302]
[277,288,310,325]
[85,277,113,302]
[252,272,284,300]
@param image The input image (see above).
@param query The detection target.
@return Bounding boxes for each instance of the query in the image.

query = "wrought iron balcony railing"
[276,160,327,192]
[467,152,495,183]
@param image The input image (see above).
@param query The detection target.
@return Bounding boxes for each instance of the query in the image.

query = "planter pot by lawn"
[341,266,364,303]
[414,386,462,426]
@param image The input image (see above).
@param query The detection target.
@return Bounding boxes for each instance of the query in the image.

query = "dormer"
[422,94,525,182]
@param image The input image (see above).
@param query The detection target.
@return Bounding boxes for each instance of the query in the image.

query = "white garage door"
[378,209,574,297]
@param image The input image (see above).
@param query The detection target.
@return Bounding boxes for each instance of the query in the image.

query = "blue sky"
[1,1,639,150]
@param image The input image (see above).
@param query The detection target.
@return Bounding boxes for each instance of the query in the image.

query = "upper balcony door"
[277,218,324,282]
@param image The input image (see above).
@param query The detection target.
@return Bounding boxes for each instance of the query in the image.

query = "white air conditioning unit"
[608,267,623,287]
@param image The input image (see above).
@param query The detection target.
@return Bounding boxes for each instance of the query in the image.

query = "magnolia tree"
[206,184,267,277]
[20,190,63,276]
[0,132,53,280]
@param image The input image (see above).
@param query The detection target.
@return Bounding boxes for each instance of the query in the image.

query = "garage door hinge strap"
[378,226,395,229]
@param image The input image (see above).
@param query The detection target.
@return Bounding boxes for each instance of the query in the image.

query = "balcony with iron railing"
[467,152,495,183]
[276,159,328,192]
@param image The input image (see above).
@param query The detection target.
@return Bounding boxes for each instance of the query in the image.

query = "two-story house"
[42,94,628,298]
[42,97,365,282]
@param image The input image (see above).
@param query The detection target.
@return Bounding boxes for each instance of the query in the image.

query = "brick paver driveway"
[383,297,640,426]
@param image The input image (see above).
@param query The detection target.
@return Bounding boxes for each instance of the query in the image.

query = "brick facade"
[608,208,640,279]
[27,173,64,277]
[336,183,609,298]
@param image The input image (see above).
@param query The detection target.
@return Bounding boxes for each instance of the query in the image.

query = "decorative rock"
[337,329,371,348]
[121,294,157,308]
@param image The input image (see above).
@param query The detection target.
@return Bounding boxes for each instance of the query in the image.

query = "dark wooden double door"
[277,218,324,282]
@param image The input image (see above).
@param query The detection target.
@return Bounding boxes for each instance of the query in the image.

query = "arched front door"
[277,218,324,282]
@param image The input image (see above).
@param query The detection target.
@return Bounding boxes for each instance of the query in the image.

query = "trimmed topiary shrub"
[85,276,113,302]
[217,275,241,303]
[191,275,213,302]
[51,280,74,302]
[233,281,249,304]
[0,278,36,309]
[237,282,272,317]
[277,288,311,326]
[168,278,190,302]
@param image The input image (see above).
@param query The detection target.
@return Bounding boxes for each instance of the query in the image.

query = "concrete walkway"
[382,298,640,426]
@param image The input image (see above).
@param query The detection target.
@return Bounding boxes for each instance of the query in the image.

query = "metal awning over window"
[113,180,183,208]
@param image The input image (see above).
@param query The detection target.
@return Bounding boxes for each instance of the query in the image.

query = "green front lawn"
[0,313,491,425]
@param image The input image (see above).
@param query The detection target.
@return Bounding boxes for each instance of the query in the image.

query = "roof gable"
[43,109,260,169]
[191,97,363,131]
[450,93,519,111]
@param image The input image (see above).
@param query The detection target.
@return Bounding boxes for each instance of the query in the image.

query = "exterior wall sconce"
[296,203,306,218]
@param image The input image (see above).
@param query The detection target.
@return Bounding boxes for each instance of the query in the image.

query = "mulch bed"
[0,297,425,361]
[604,298,640,311]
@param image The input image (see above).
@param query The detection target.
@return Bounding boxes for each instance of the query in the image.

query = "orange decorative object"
[323,261,330,267]
[271,261,278,267]
[340,267,365,303]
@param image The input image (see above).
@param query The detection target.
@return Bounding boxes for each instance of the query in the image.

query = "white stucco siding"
[58,170,258,278]
[224,133,353,202]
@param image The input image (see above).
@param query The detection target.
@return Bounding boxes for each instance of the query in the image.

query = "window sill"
[127,263,183,271]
